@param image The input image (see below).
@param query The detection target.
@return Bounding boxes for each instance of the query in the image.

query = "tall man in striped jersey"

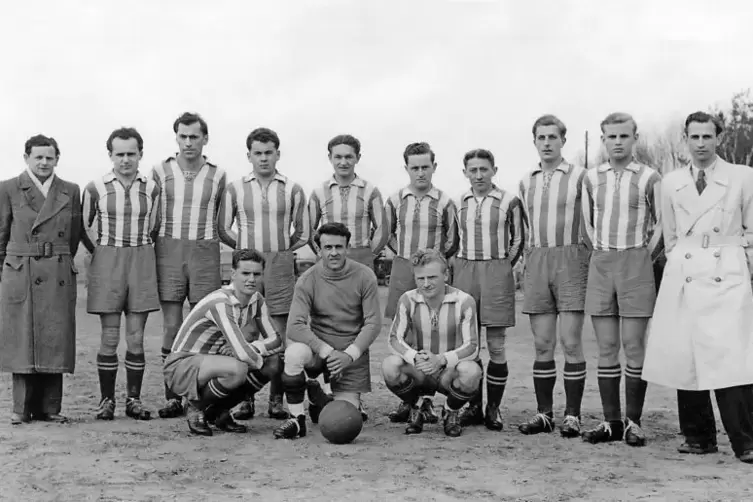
[581,112,663,446]
[306,134,389,417]
[452,149,524,431]
[82,128,160,421]
[164,249,283,436]
[517,115,590,437]
[152,112,227,419]
[219,127,308,420]
[382,249,481,437]
[385,142,458,424]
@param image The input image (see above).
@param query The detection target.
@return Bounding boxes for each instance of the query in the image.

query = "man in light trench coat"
[0,134,84,425]
[643,111,753,463]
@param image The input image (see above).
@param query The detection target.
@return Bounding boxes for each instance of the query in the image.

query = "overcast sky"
[2,0,752,196]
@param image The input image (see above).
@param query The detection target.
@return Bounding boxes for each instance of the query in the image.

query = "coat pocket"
[1,257,29,303]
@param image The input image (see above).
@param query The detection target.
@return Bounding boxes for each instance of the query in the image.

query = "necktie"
[696,169,706,195]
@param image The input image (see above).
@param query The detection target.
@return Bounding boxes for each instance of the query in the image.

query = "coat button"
[59,280,65,286]
[685,253,691,259]
[714,277,722,282]
[58,231,64,237]
[34,278,42,285]
[714,251,721,258]
[686,277,692,283]
[713,227,720,233]
[32,229,39,236]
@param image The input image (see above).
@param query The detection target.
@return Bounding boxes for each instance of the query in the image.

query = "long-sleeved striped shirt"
[309,176,388,252]
[582,161,663,258]
[519,160,587,248]
[389,285,479,370]
[456,186,524,264]
[385,186,458,259]
[151,156,226,241]
[82,172,159,247]
[219,172,308,252]
[170,286,282,368]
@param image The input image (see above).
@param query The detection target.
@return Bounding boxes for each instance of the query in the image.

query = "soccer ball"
[318,400,363,444]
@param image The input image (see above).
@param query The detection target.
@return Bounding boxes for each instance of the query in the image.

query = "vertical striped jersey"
[582,161,663,256]
[456,186,524,262]
[518,161,587,248]
[309,176,388,251]
[388,286,479,369]
[385,186,458,259]
[171,286,282,366]
[82,172,160,247]
[220,172,308,252]
[152,157,226,241]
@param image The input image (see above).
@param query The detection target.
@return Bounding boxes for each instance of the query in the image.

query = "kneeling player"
[382,249,481,436]
[273,222,382,439]
[163,249,283,436]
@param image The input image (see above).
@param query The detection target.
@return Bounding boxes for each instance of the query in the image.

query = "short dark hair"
[314,222,351,248]
[173,112,208,136]
[463,148,495,168]
[600,112,637,134]
[24,134,60,157]
[246,127,280,151]
[532,114,567,140]
[232,248,265,269]
[684,111,724,136]
[327,134,361,156]
[403,142,435,164]
[106,127,144,153]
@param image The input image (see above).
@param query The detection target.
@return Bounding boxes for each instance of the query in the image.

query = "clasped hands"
[415,350,446,377]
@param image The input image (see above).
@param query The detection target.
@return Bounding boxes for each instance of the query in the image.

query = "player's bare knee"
[455,361,482,391]
[283,343,312,375]
[533,335,556,360]
[621,340,646,367]
[224,360,249,388]
[559,337,584,362]
[381,355,405,384]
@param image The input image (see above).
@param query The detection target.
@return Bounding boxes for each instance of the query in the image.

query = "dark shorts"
[163,352,204,401]
[385,256,416,319]
[522,244,590,315]
[585,248,656,317]
[156,237,221,305]
[452,258,516,328]
[346,246,375,271]
[303,350,372,394]
[87,245,160,314]
[262,251,296,315]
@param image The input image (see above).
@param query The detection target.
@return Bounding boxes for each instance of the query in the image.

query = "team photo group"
[1,109,753,465]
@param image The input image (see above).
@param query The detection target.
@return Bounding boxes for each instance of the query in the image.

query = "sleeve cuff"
[344,345,362,362]
[251,340,268,357]
[318,344,335,359]
[403,349,418,366]
[443,351,459,370]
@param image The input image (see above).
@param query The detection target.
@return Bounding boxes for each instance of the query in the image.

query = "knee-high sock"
[486,362,509,408]
[125,352,146,399]
[97,353,119,401]
[282,371,307,417]
[532,360,556,414]
[446,383,476,411]
[563,362,587,417]
[625,365,647,424]
[597,364,622,422]
[386,378,420,407]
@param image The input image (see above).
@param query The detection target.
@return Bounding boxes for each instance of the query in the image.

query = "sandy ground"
[0,285,751,502]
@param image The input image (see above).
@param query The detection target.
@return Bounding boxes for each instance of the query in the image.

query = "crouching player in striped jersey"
[580,112,663,446]
[517,115,589,437]
[163,249,282,436]
[453,149,524,431]
[382,249,481,437]
[82,128,160,421]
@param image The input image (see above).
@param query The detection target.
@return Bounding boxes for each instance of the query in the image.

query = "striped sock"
[197,378,233,410]
[282,371,307,417]
[625,365,647,424]
[486,362,509,408]
[597,364,622,422]
[246,369,270,394]
[532,360,557,414]
[446,383,476,411]
[563,362,587,417]
[125,352,146,399]
[96,353,119,402]
[386,378,419,407]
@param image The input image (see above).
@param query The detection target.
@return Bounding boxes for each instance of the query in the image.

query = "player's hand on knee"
[326,350,353,377]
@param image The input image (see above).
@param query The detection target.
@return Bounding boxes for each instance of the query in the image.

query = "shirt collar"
[167,155,216,168]
[462,185,503,201]
[597,160,641,173]
[401,186,439,200]
[690,157,719,177]
[532,158,572,175]
[222,284,260,307]
[413,285,462,305]
[26,168,55,196]
[328,175,366,188]
[243,171,288,184]
[102,171,148,184]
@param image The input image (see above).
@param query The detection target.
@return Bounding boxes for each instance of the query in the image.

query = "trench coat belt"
[5,242,71,257]
[678,234,747,248]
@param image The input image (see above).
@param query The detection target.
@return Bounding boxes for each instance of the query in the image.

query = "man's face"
[109,138,142,178]
[414,260,446,302]
[319,233,348,271]
[685,121,721,165]
[231,259,263,297]
[404,153,436,191]
[247,141,280,178]
[175,122,208,160]
[464,157,496,194]
[24,145,58,181]
[329,144,360,179]
[602,122,637,163]
[534,125,565,163]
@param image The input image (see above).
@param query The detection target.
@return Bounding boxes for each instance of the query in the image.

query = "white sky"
[2,0,752,197]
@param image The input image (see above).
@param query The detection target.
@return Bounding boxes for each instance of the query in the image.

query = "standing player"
[452,149,524,431]
[382,249,481,437]
[219,127,308,420]
[82,128,160,421]
[273,223,381,439]
[384,142,458,424]
[152,112,227,419]
[517,115,590,437]
[581,112,663,446]
[164,249,283,436]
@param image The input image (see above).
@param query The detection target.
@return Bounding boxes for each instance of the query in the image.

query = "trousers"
[13,373,63,416]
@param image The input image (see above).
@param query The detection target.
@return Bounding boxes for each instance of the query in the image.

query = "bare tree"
[713,89,753,166]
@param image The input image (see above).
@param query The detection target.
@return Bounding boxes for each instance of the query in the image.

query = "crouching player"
[382,249,481,437]
[163,249,283,436]
[273,222,382,439]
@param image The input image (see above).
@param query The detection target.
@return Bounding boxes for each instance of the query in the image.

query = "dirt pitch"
[0,285,751,502]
